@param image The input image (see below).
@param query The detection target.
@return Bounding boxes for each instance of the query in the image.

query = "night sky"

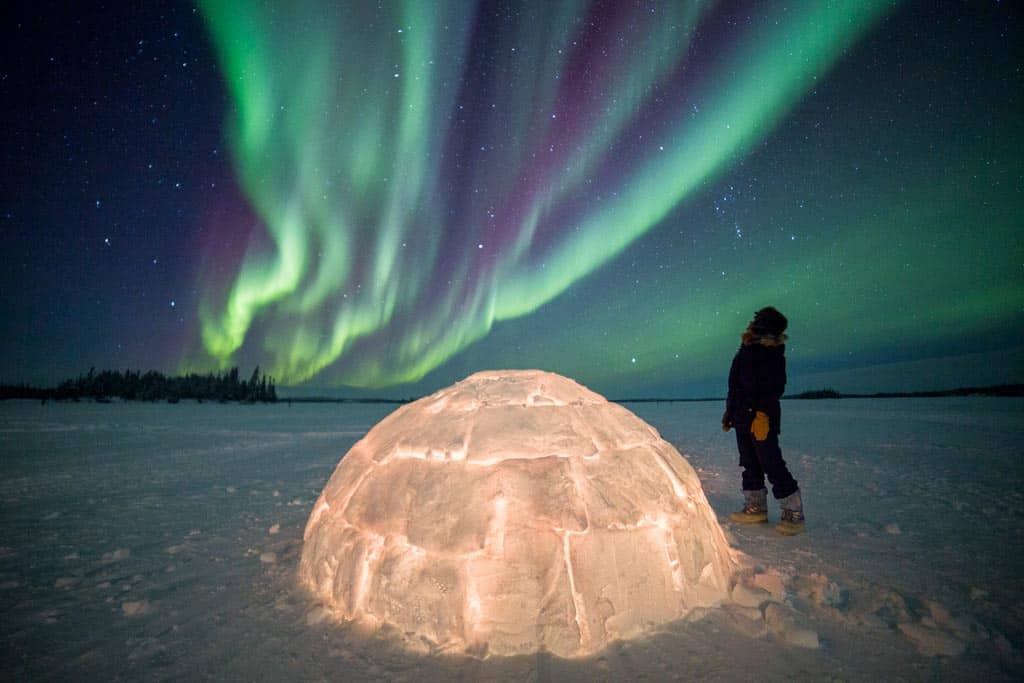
[3,1,1022,399]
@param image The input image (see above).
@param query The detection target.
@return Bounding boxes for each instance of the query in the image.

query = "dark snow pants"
[735,423,798,500]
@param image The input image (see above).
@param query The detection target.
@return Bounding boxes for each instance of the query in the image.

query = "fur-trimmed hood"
[742,331,788,347]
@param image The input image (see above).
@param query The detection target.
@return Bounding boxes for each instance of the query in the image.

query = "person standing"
[721,307,804,535]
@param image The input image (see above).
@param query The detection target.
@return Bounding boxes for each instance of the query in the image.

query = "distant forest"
[1,372,1020,405]
[788,385,1024,399]
[0,367,277,403]
[608,383,1024,403]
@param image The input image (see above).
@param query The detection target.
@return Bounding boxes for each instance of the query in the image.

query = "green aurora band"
[194,0,896,388]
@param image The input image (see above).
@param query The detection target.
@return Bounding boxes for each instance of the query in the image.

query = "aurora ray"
[192,0,894,388]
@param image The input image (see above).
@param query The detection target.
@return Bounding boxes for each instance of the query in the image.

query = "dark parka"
[726,340,786,433]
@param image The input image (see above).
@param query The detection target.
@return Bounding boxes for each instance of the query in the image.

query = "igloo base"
[299,370,738,658]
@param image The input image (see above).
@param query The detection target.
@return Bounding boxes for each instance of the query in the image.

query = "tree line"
[789,384,1024,399]
[0,367,278,403]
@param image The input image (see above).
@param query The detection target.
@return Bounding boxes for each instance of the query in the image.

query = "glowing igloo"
[299,370,737,657]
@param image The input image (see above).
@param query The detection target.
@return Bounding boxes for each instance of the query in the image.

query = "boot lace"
[781,509,805,524]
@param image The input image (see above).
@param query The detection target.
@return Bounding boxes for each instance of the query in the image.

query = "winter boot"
[728,489,768,524]
[775,489,805,536]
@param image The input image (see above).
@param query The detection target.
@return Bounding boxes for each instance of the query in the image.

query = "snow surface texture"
[1,397,1022,679]
[299,370,738,657]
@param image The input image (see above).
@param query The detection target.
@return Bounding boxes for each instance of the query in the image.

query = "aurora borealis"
[3,1,1022,397]
[192,0,894,388]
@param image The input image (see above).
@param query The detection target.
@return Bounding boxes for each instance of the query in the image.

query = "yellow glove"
[751,411,770,441]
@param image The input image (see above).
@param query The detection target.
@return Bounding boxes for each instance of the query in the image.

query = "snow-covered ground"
[1,398,1021,680]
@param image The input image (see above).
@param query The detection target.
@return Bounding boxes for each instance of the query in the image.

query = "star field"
[1,1,1021,398]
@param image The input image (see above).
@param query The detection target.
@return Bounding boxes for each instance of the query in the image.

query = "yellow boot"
[775,490,805,535]
[728,489,768,524]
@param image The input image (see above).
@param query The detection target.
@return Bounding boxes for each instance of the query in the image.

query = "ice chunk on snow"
[731,582,771,608]
[898,621,966,657]
[751,571,786,600]
[101,548,130,563]
[121,600,151,617]
[299,370,737,658]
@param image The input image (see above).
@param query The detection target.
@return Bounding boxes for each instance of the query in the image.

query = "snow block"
[298,370,738,657]
[898,621,967,657]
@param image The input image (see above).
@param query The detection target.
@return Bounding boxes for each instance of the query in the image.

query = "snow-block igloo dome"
[299,370,737,658]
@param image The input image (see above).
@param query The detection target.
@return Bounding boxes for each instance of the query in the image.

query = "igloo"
[299,370,737,657]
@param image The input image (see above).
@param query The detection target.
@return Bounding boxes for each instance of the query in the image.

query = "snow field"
[0,397,1021,680]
